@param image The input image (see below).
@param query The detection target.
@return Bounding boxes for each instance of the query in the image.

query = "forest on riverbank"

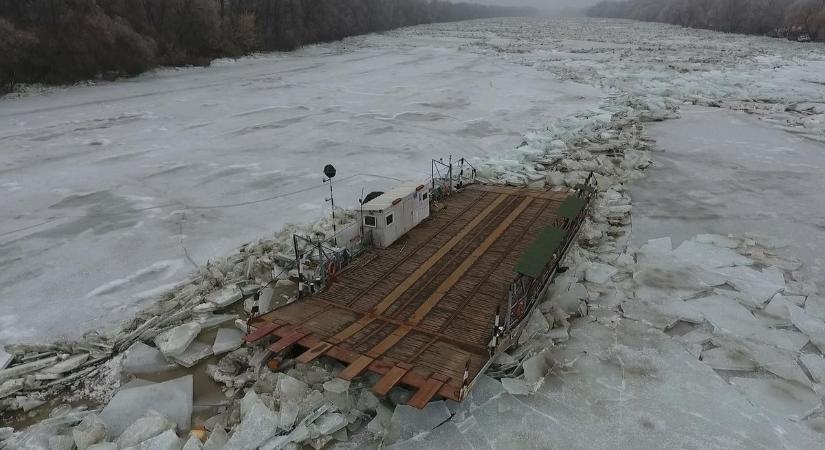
[588,0,825,41]
[0,0,535,91]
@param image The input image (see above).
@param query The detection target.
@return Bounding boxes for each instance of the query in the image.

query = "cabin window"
[364,215,377,227]
[386,214,394,226]
[422,193,428,201]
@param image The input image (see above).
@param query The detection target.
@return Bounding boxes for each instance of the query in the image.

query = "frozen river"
[631,106,825,284]
[0,33,602,344]
[4,16,825,448]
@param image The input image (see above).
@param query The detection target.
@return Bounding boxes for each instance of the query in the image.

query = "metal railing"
[501,172,598,336]
[293,222,373,298]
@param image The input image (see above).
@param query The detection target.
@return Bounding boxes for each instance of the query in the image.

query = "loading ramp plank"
[249,184,588,407]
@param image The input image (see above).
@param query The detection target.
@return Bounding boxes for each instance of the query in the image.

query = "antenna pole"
[328,177,337,246]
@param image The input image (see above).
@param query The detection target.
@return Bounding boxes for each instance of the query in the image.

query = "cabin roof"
[361,181,428,211]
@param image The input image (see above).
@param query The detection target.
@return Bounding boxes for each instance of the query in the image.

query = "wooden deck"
[249,184,579,407]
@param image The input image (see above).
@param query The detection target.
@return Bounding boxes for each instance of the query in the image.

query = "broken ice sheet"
[130,428,180,450]
[729,377,820,418]
[212,328,244,356]
[122,341,177,375]
[673,239,753,269]
[116,411,176,448]
[100,375,193,438]
[621,298,703,330]
[224,401,279,450]
[384,421,473,450]
[584,262,617,284]
[714,265,784,308]
[206,285,243,308]
[154,322,202,357]
[171,341,213,368]
[385,401,451,445]
[700,347,757,371]
[799,354,825,385]
[788,304,825,354]
[0,349,13,370]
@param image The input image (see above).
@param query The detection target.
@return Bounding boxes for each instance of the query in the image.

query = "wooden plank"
[243,322,283,343]
[372,363,413,395]
[296,341,334,364]
[407,377,446,409]
[268,328,309,353]
[338,355,374,380]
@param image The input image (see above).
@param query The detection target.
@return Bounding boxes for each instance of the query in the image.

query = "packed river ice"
[2,16,825,449]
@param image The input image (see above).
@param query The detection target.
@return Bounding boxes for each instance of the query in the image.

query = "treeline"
[587,0,825,41]
[0,0,536,91]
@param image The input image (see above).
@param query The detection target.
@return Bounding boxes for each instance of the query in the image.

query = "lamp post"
[323,164,337,246]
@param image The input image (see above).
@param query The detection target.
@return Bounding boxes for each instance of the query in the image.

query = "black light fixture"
[323,164,337,245]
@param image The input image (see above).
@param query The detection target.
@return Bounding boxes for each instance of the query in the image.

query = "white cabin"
[360,182,430,248]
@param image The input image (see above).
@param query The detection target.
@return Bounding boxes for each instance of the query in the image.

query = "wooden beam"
[268,327,309,353]
[243,322,283,343]
[407,376,446,409]
[373,363,413,395]
[295,341,334,364]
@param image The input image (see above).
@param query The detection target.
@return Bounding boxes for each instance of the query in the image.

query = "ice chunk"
[804,295,825,321]
[278,401,299,431]
[643,237,672,253]
[517,310,550,345]
[729,377,820,418]
[695,234,741,249]
[171,341,213,368]
[584,263,617,284]
[276,374,308,404]
[799,354,825,385]
[385,401,451,444]
[116,411,176,448]
[692,295,761,335]
[621,298,703,330]
[788,304,825,353]
[714,266,784,308]
[43,353,89,374]
[700,347,756,371]
[384,421,472,450]
[207,286,243,308]
[154,323,202,358]
[501,378,532,395]
[212,328,244,356]
[181,434,203,450]
[131,429,180,450]
[0,378,24,399]
[0,349,13,370]
[322,378,350,411]
[101,375,193,439]
[239,389,259,419]
[673,240,752,268]
[72,414,107,450]
[195,314,237,330]
[224,401,280,450]
[87,444,117,450]
[49,435,75,450]
[203,427,228,450]
[311,412,347,435]
[123,342,177,375]
[522,349,553,384]
[258,287,276,314]
[755,294,796,327]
